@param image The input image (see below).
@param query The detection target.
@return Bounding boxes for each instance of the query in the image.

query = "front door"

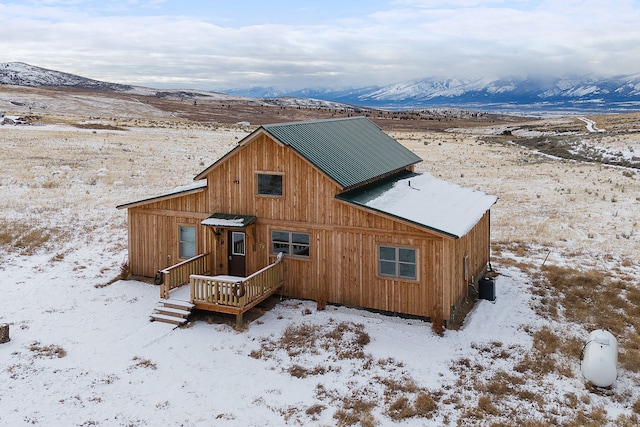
[228,231,246,277]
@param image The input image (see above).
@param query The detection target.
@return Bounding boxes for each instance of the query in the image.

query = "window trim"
[178,225,197,260]
[256,172,284,197]
[231,231,246,256]
[271,230,310,259]
[377,245,418,281]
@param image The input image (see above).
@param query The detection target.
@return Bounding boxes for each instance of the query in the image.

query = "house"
[117,117,497,328]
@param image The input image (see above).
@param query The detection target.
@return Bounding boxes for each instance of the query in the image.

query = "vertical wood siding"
[126,190,210,277]
[125,132,492,321]
[200,134,491,319]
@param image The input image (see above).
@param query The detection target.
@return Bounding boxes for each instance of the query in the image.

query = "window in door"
[232,231,245,256]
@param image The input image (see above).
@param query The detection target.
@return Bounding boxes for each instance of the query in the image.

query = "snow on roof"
[201,217,246,227]
[200,213,257,228]
[172,180,207,193]
[116,180,207,209]
[362,173,497,238]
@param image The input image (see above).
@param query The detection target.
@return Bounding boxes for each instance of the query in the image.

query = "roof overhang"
[201,213,257,228]
[116,181,207,210]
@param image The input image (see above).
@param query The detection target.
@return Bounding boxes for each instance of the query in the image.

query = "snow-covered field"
[1,116,639,426]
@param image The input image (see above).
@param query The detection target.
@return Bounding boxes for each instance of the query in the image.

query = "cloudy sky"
[2,0,640,90]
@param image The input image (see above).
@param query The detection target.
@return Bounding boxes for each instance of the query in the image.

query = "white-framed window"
[378,245,417,280]
[232,231,245,256]
[257,173,283,196]
[271,230,310,258]
[179,225,196,259]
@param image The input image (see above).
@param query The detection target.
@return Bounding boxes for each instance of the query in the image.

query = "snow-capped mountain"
[3,62,640,112]
[228,75,640,112]
[351,74,640,106]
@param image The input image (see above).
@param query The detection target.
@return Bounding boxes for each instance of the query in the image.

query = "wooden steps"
[150,298,194,325]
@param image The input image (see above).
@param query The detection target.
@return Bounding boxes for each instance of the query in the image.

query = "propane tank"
[581,329,618,388]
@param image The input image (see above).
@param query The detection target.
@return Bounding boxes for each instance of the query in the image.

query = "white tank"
[581,329,618,387]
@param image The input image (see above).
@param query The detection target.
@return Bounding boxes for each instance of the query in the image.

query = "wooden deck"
[154,252,284,327]
[190,254,284,327]
[167,284,191,302]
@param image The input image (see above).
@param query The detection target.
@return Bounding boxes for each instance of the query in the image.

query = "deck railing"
[160,253,210,299]
[190,253,284,308]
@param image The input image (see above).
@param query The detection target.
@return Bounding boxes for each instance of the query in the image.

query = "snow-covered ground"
[1,118,639,426]
[0,245,534,426]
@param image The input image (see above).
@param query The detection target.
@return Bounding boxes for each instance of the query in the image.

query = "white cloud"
[1,0,640,89]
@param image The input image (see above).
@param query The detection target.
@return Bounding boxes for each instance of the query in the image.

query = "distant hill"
[0,62,134,92]
[0,62,244,101]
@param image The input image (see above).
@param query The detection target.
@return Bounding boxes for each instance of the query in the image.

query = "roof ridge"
[262,116,367,129]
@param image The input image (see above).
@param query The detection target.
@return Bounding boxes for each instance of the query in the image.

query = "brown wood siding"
[248,219,443,318]
[442,210,491,319]
[126,191,210,277]
[206,135,357,225]
[198,133,497,320]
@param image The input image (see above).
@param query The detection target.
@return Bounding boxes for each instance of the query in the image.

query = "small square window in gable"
[257,173,283,196]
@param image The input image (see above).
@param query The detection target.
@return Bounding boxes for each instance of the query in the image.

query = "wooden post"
[0,323,9,344]
[235,313,243,329]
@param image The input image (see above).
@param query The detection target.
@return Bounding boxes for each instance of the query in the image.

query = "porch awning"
[201,213,257,228]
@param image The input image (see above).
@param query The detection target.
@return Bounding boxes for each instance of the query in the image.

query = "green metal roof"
[262,117,422,190]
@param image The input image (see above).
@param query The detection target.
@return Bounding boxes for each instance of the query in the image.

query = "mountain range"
[226,75,640,113]
[3,62,640,113]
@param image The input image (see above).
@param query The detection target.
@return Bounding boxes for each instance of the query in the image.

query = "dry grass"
[333,398,377,426]
[445,259,639,426]
[96,261,131,288]
[288,364,327,378]
[257,321,371,360]
[540,265,640,372]
[484,370,526,396]
[129,356,157,370]
[387,396,413,421]
[251,321,371,361]
[450,320,629,426]
[71,123,128,131]
[29,341,67,358]
[385,391,438,421]
[251,320,439,424]
[414,392,438,418]
[0,219,67,256]
[304,403,326,416]
[562,406,609,427]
